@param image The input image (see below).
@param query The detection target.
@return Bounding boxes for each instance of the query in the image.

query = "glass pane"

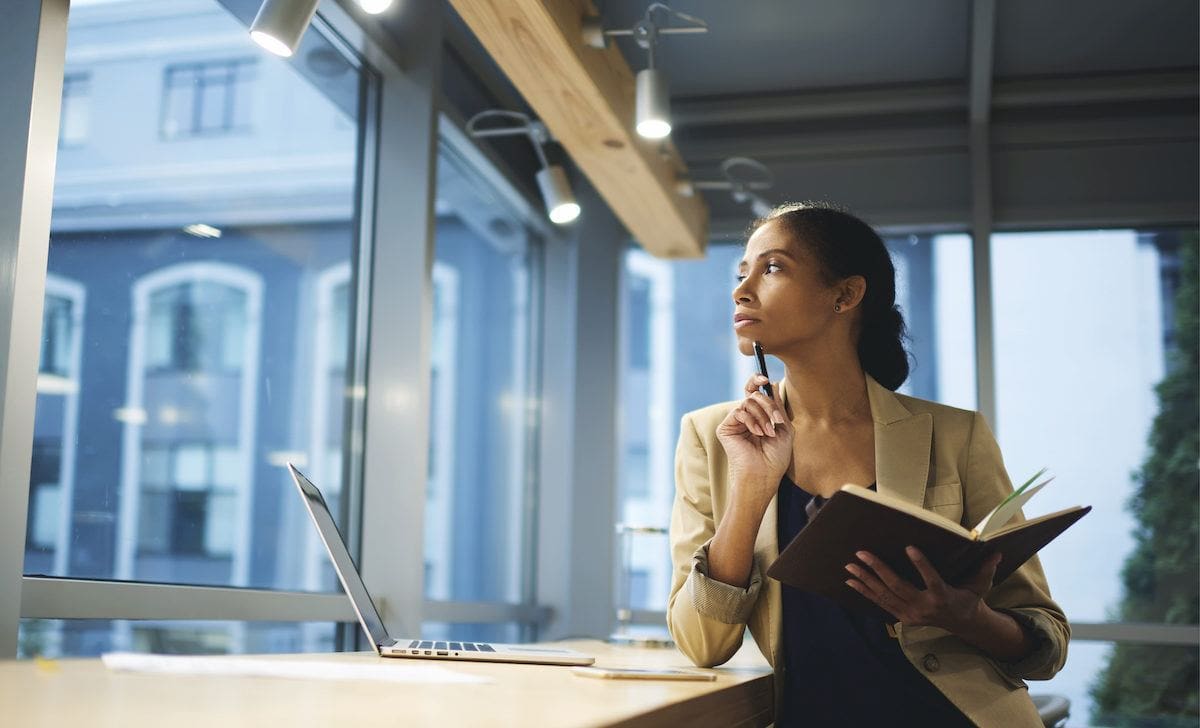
[425,149,539,604]
[1032,642,1200,726]
[992,229,1199,722]
[24,0,366,598]
[616,234,975,612]
[18,619,339,659]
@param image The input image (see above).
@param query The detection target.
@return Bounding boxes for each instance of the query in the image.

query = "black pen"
[752,341,773,398]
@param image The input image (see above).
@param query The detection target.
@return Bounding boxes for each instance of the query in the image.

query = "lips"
[733,314,759,329]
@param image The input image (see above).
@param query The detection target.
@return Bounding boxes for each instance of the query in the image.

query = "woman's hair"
[747,201,910,391]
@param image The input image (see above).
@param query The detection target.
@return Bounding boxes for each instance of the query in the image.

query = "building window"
[137,443,238,557]
[59,73,90,147]
[145,281,247,373]
[121,263,261,584]
[26,277,85,576]
[160,59,256,139]
[39,295,75,378]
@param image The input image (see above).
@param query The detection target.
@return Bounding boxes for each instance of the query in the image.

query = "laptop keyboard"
[406,639,495,654]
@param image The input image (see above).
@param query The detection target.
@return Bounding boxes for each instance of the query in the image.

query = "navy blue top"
[775,477,974,728]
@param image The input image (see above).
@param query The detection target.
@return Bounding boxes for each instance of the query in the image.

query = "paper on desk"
[101,652,491,684]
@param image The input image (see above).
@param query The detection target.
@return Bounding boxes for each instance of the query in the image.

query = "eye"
[764,262,782,274]
[735,273,747,282]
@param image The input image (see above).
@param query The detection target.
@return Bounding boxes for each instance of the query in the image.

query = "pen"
[752,341,773,398]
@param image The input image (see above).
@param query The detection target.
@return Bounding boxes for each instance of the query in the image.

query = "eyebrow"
[737,248,796,270]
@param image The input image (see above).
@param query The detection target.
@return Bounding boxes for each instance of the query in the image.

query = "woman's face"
[732,219,842,356]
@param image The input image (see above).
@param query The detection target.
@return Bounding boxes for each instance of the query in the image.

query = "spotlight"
[468,110,581,225]
[691,157,776,217]
[537,166,581,224]
[635,69,671,139]
[250,0,319,58]
[584,3,707,140]
[356,0,394,14]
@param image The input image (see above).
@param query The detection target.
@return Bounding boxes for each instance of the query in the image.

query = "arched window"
[116,262,261,586]
[303,262,351,593]
[26,275,86,576]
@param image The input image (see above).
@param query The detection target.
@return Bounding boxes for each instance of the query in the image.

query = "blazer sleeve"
[666,413,760,667]
[964,411,1071,681]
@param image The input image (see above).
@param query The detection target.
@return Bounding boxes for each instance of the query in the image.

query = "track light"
[685,157,776,217]
[467,110,580,225]
[584,3,707,140]
[250,0,319,57]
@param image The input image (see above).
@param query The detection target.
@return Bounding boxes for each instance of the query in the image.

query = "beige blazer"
[667,375,1070,727]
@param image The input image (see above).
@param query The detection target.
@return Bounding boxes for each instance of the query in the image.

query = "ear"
[834,275,867,312]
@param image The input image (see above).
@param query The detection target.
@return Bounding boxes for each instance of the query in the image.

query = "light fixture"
[467,110,581,225]
[680,157,776,217]
[183,223,222,239]
[356,0,394,14]
[249,0,319,58]
[583,3,707,140]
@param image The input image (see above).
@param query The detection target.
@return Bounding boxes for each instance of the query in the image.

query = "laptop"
[287,463,595,666]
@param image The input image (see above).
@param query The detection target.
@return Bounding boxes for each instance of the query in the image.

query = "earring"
[834,304,842,313]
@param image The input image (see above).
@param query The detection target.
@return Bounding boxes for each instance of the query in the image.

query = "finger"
[741,397,777,436]
[844,562,894,602]
[743,374,771,396]
[855,551,920,601]
[905,546,945,593]
[731,408,763,437]
[748,391,786,427]
[845,579,902,620]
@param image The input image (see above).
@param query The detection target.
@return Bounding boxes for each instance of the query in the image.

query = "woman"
[667,202,1069,727]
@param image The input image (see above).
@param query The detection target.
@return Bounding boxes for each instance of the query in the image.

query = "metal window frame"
[0,0,69,659]
[18,576,551,627]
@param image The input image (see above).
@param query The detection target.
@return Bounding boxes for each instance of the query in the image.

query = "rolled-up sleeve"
[667,413,754,667]
[965,411,1071,681]
[688,541,762,624]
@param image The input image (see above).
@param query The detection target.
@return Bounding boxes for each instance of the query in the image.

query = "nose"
[733,275,754,304]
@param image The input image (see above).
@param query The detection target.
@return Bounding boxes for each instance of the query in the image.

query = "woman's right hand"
[715,375,794,510]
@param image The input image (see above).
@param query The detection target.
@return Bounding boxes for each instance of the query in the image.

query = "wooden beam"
[446,0,709,258]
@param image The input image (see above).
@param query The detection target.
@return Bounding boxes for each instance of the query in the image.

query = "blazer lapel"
[867,376,933,507]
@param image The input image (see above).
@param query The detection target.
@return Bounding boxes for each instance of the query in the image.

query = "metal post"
[0,0,69,658]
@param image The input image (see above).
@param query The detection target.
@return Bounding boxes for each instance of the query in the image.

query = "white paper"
[101,652,492,684]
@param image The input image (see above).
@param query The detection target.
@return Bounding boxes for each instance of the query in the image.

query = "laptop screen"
[287,464,391,652]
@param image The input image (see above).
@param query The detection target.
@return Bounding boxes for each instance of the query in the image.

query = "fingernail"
[772,411,785,425]
[768,424,777,436]
[905,546,918,557]
[855,551,868,561]
[844,564,855,573]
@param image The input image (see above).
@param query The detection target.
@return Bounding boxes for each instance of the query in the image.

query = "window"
[121,264,259,581]
[23,0,367,656]
[990,228,1197,723]
[145,280,248,373]
[58,73,90,147]
[161,59,256,139]
[424,148,541,618]
[26,276,85,575]
[616,234,975,614]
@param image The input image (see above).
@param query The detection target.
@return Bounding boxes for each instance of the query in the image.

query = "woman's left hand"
[844,547,1003,635]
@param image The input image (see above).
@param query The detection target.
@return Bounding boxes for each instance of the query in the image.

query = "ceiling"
[445,0,1199,242]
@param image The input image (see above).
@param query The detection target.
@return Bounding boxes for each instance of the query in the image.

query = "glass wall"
[424,146,541,640]
[991,228,1197,725]
[20,0,367,655]
[616,233,976,616]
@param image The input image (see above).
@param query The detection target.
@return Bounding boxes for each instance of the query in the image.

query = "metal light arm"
[583,3,708,61]
[465,109,552,168]
[677,157,776,216]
